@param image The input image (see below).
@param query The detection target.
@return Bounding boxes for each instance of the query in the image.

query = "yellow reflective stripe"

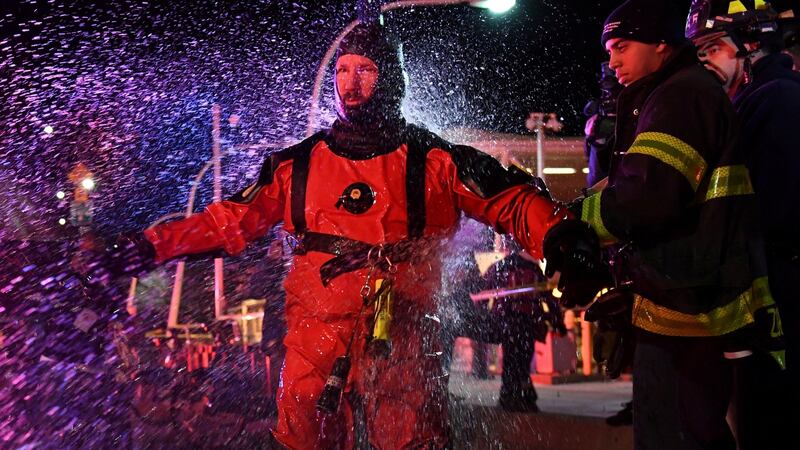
[581,191,618,245]
[703,165,754,201]
[628,132,708,191]
[728,1,747,14]
[632,276,775,337]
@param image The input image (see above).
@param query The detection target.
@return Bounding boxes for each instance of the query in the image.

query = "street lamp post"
[211,105,225,320]
[306,0,516,137]
[525,112,563,178]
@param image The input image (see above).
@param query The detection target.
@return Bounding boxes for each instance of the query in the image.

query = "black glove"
[592,318,634,379]
[90,231,158,283]
[585,286,635,379]
[542,219,612,308]
[583,285,633,323]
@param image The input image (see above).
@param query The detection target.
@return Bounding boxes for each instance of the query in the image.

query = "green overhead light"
[472,0,516,14]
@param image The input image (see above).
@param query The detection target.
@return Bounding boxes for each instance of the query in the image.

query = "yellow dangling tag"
[370,278,393,357]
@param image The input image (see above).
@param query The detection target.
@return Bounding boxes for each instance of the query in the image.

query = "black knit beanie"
[601,0,688,47]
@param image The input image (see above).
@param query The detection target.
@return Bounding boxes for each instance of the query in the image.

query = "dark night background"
[0,0,630,239]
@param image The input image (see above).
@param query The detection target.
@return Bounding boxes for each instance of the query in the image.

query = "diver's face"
[335,54,379,108]
[696,36,744,97]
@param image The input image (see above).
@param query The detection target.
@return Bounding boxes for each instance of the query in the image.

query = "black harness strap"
[293,231,437,286]
[290,142,313,235]
[405,131,430,239]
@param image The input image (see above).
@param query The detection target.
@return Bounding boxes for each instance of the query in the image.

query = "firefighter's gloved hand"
[90,232,157,283]
[592,320,634,379]
[543,219,611,308]
[586,286,635,379]
[584,285,634,323]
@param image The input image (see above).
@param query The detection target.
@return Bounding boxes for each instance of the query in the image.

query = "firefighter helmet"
[686,0,797,50]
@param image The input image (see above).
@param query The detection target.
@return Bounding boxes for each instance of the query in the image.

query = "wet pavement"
[449,372,633,450]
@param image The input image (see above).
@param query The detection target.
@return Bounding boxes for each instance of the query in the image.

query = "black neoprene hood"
[334,23,406,129]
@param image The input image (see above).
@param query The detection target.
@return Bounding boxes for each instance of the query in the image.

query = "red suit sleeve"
[143,165,288,263]
[437,149,572,259]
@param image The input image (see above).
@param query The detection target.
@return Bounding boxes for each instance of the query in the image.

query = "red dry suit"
[144,124,568,449]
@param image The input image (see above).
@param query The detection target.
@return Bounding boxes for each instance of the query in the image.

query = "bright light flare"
[56,191,66,199]
[58,218,67,226]
[81,178,95,190]
[43,125,54,134]
[542,167,577,175]
[473,0,516,14]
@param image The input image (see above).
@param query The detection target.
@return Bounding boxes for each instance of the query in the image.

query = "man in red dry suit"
[115,23,605,450]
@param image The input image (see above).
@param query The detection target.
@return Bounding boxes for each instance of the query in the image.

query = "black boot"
[605,401,633,426]
[498,380,539,413]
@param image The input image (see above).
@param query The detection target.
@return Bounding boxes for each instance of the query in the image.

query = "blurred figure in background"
[442,233,563,413]
[583,62,623,188]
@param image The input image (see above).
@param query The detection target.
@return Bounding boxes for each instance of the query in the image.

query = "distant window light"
[542,167,577,175]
